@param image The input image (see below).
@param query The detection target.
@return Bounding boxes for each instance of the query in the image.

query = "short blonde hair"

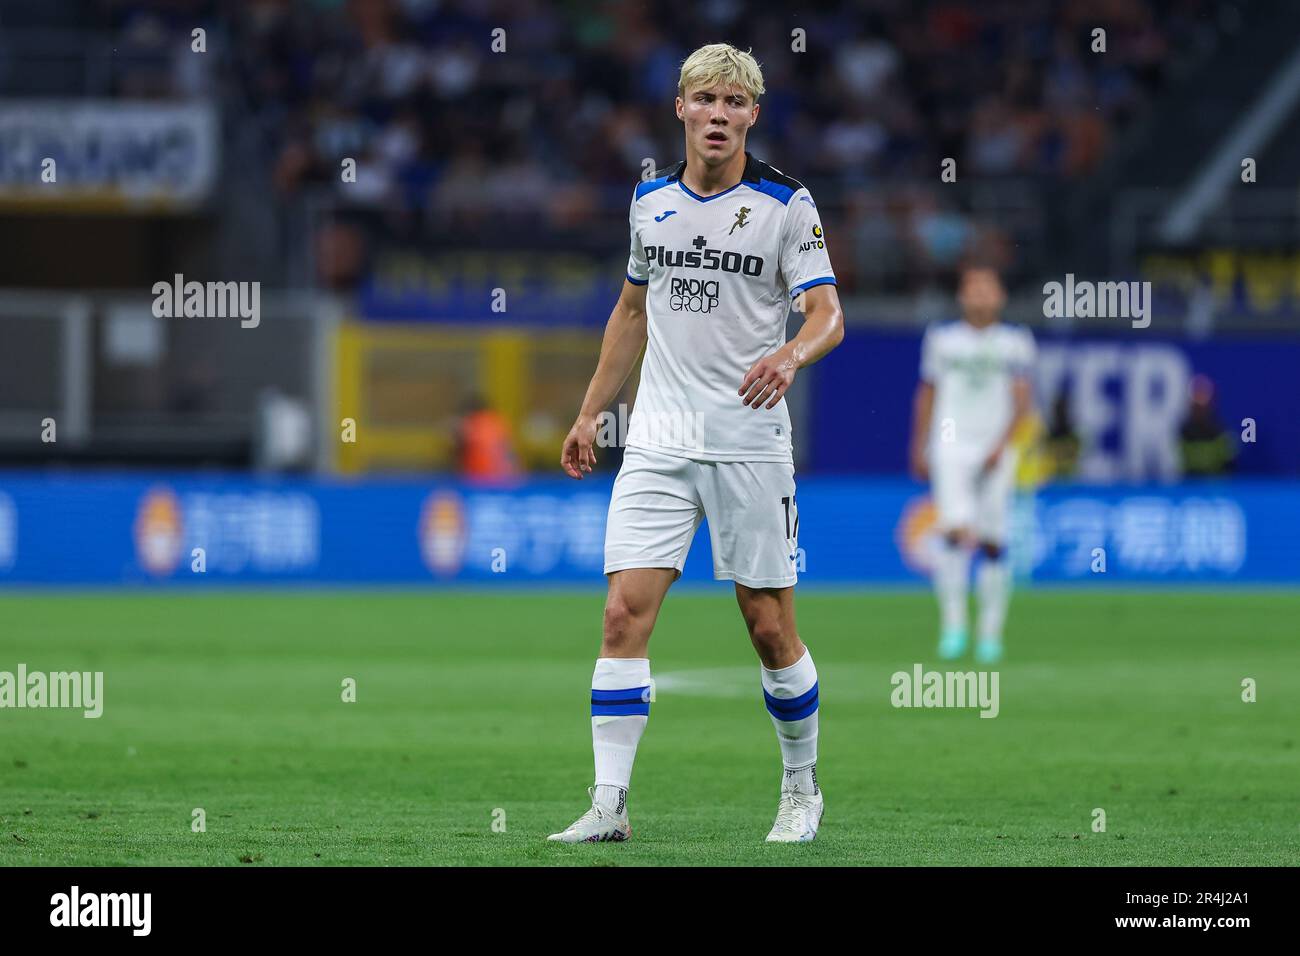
[678,43,765,103]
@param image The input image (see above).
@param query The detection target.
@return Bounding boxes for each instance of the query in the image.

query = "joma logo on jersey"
[669,277,719,313]
[644,237,765,276]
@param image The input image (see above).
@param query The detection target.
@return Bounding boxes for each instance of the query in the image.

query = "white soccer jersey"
[624,153,836,462]
[921,320,1036,458]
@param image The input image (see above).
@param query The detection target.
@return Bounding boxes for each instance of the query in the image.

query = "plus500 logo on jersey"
[644,244,765,276]
[670,277,719,313]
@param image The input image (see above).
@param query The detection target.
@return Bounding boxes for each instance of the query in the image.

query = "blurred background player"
[909,265,1035,664]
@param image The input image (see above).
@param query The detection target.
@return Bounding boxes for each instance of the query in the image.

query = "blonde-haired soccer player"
[549,43,844,844]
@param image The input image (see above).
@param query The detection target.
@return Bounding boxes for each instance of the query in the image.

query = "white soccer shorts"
[604,445,798,589]
[930,446,1018,544]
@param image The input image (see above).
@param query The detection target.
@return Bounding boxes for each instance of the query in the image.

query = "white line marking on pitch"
[653,667,755,698]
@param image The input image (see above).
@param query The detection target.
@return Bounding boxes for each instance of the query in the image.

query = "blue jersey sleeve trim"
[626,273,649,286]
[790,276,837,296]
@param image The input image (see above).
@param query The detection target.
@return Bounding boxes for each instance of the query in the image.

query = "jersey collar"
[667,152,762,202]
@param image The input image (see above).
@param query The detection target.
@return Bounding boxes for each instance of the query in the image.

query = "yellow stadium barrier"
[332,321,612,474]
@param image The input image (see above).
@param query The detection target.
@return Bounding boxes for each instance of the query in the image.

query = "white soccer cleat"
[547,787,631,844]
[765,783,823,843]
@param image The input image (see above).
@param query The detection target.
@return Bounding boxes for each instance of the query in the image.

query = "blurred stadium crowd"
[0,0,1289,480]
[79,0,1241,291]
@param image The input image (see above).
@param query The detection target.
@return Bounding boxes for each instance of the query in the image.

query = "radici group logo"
[669,277,719,313]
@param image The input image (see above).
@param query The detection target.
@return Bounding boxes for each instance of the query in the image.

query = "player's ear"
[675,95,684,121]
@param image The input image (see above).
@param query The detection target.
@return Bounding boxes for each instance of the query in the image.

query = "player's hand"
[739,347,797,410]
[909,443,929,481]
[560,414,599,479]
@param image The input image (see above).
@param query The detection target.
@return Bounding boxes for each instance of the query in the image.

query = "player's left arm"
[982,376,1032,469]
[740,188,844,409]
[739,285,844,408]
[982,332,1037,471]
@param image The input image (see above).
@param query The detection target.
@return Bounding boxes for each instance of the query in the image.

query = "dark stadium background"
[0,0,1296,869]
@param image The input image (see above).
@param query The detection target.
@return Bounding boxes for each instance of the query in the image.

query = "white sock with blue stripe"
[761,648,819,794]
[976,556,1010,643]
[936,540,970,633]
[591,657,651,813]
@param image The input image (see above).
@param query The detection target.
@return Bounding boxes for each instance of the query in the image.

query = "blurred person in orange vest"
[455,394,521,481]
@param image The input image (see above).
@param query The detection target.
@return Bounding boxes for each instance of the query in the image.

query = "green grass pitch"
[1,589,1296,866]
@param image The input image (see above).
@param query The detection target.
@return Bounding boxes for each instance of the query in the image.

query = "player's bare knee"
[747,618,798,665]
[979,541,1004,561]
[602,590,654,650]
[602,596,637,643]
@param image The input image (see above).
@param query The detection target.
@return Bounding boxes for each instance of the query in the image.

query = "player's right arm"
[560,278,648,479]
